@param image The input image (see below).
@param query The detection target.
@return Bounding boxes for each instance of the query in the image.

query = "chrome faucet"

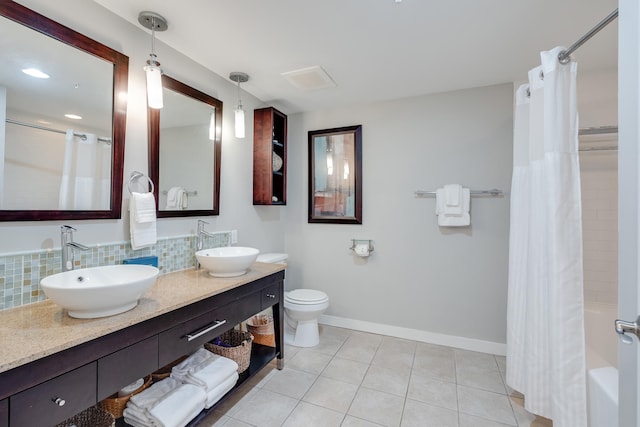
[196,220,217,269]
[196,220,217,251]
[61,225,90,271]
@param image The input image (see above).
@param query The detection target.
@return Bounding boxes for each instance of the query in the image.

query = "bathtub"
[585,300,619,427]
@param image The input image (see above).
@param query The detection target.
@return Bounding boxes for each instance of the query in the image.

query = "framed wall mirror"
[0,1,128,221]
[148,75,222,217]
[308,125,362,224]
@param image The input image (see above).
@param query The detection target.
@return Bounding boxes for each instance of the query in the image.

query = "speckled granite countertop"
[0,262,284,373]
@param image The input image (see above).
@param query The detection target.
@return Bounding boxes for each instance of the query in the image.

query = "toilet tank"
[257,253,288,265]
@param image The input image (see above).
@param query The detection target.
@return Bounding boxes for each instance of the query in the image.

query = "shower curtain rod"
[5,118,111,144]
[558,8,618,64]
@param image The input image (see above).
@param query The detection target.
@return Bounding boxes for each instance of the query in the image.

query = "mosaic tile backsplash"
[0,232,230,311]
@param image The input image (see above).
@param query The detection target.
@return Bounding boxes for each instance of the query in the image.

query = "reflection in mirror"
[308,125,362,224]
[149,75,222,217]
[0,1,128,221]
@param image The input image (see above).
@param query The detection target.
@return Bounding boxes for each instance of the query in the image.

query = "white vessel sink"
[40,265,159,318]
[196,247,259,277]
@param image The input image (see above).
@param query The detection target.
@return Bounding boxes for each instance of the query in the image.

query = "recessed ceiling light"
[22,68,50,79]
[64,114,82,120]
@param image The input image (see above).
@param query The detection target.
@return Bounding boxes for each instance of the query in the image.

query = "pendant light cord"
[150,17,157,59]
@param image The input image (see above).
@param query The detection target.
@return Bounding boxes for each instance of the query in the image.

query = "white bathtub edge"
[588,366,619,427]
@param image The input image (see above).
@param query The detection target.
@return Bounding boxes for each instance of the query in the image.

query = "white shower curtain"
[59,129,111,210]
[506,47,586,426]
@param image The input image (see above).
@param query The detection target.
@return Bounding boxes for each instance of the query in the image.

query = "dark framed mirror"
[308,125,362,224]
[0,1,128,221]
[148,75,222,217]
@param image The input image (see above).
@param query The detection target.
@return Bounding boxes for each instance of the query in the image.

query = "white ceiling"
[94,0,618,115]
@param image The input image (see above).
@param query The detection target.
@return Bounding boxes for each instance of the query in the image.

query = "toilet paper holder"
[349,239,374,253]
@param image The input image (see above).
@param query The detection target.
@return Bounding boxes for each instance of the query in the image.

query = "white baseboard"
[319,314,507,356]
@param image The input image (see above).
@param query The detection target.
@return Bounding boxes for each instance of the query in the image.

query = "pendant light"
[138,12,168,109]
[229,72,249,139]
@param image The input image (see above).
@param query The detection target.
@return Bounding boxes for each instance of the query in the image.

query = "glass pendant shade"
[235,106,245,139]
[145,62,163,109]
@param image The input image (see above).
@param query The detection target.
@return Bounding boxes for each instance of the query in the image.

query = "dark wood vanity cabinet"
[0,399,7,427]
[253,107,287,205]
[0,271,284,427]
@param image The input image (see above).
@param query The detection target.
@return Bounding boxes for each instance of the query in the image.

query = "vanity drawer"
[158,304,236,366]
[261,284,280,309]
[97,336,159,401]
[10,363,97,427]
[235,290,262,320]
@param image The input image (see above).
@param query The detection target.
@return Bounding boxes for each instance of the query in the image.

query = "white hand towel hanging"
[443,184,463,215]
[130,191,157,249]
[435,184,470,227]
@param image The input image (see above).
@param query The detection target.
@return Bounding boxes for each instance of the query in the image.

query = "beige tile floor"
[199,325,553,427]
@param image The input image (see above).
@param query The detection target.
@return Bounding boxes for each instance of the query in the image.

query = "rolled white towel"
[147,383,206,427]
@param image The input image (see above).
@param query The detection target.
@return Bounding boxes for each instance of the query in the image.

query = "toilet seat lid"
[286,289,329,304]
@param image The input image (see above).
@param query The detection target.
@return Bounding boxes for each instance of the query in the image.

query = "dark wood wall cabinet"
[0,271,284,427]
[253,107,287,205]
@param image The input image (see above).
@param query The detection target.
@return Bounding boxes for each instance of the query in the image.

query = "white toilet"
[257,253,330,348]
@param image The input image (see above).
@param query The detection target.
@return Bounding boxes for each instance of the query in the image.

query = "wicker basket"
[98,375,152,419]
[55,405,115,427]
[204,329,253,373]
[246,314,275,347]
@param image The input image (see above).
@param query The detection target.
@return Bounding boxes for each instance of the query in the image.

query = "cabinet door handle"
[184,319,227,342]
[266,293,276,299]
[52,397,66,407]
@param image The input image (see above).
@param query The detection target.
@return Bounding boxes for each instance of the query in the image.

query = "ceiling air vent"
[281,66,336,90]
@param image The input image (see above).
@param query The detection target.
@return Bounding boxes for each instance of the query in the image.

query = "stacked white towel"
[435,184,471,227]
[123,377,206,427]
[171,348,239,408]
[166,187,188,210]
[130,191,157,249]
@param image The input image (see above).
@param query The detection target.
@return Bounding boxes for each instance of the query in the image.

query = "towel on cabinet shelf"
[170,347,240,409]
[130,192,157,249]
[183,356,238,391]
[435,184,470,227]
[147,383,206,427]
[123,376,206,427]
[204,371,238,408]
[170,348,212,376]
[171,348,238,391]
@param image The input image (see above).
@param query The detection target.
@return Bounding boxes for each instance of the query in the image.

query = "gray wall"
[285,84,514,350]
